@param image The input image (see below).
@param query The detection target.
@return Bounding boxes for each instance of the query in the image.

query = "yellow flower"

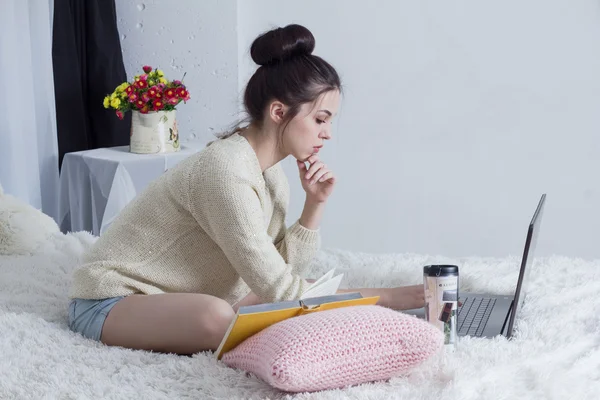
[103,96,110,109]
[159,77,167,84]
[157,69,164,77]
[110,97,121,108]
[148,79,155,86]
[110,92,118,100]
[116,82,128,92]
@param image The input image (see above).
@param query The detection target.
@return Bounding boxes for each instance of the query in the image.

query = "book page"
[239,300,300,314]
[306,268,335,291]
[301,292,362,306]
[300,272,343,299]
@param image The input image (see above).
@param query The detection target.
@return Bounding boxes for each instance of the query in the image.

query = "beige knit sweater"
[70,133,319,305]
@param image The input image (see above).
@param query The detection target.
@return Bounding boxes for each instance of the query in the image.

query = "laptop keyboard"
[457,297,496,337]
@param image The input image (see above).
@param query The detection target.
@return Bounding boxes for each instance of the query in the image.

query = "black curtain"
[52,0,131,168]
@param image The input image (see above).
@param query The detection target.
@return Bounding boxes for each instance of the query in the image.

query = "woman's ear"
[268,101,287,124]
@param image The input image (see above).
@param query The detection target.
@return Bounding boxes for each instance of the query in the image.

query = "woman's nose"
[320,128,331,140]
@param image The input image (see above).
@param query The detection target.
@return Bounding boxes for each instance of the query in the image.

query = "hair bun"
[250,24,315,66]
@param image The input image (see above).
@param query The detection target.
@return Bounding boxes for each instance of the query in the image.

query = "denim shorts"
[68,296,125,341]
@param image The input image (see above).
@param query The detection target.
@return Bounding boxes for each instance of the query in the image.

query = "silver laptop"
[407,194,546,339]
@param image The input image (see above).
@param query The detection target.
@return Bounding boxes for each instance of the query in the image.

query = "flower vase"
[129,110,180,154]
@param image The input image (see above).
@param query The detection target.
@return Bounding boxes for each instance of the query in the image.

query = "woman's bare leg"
[231,284,426,313]
[232,291,263,312]
[100,293,235,355]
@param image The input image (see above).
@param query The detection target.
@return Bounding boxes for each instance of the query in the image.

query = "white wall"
[239,0,600,259]
[116,0,239,144]
[114,0,600,259]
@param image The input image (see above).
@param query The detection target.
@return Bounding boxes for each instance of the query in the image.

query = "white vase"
[129,110,180,154]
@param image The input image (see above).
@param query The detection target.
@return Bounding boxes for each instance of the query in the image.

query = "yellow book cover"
[215,292,379,360]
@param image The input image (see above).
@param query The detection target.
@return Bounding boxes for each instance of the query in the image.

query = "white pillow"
[0,183,60,255]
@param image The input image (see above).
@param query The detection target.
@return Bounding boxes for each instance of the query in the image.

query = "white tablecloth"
[58,144,204,235]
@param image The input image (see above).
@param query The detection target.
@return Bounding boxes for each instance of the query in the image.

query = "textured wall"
[115,0,239,144]
[114,0,600,259]
[239,0,600,259]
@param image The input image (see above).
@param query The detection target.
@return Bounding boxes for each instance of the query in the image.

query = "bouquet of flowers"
[103,65,190,119]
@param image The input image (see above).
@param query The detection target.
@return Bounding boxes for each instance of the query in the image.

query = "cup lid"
[423,265,459,276]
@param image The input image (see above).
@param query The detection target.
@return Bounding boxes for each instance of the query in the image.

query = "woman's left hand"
[297,155,336,203]
[385,285,426,310]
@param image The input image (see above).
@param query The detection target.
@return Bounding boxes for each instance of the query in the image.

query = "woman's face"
[281,90,340,162]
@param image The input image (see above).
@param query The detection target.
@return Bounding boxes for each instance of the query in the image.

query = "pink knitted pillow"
[221,305,444,393]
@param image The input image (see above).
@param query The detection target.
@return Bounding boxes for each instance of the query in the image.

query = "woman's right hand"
[297,155,336,203]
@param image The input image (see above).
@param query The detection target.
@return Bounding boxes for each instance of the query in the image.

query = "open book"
[299,268,344,300]
[215,269,379,360]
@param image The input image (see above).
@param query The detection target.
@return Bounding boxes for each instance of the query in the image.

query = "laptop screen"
[506,194,546,338]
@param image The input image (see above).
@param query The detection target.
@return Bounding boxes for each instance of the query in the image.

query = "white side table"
[58,143,204,235]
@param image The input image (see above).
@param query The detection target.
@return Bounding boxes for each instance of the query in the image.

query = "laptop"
[407,194,546,339]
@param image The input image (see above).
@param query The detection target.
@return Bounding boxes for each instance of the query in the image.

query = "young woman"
[68,24,424,355]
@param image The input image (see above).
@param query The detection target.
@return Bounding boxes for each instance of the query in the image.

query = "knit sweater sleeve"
[274,221,320,276]
[188,158,310,303]
[270,164,320,275]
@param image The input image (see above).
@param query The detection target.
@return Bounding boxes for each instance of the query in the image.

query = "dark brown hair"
[219,24,342,138]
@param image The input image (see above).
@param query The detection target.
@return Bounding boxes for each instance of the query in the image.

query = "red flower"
[125,85,133,95]
[143,65,153,73]
[164,88,177,98]
[140,105,150,114]
[141,92,151,102]
[128,93,138,102]
[176,88,190,102]
[116,110,124,120]
[158,83,166,90]
[147,86,161,98]
[173,80,182,85]
[167,97,179,106]
[135,79,148,89]
[153,99,164,111]
[136,99,145,109]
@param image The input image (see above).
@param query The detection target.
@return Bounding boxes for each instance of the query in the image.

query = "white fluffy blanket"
[1,228,599,399]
